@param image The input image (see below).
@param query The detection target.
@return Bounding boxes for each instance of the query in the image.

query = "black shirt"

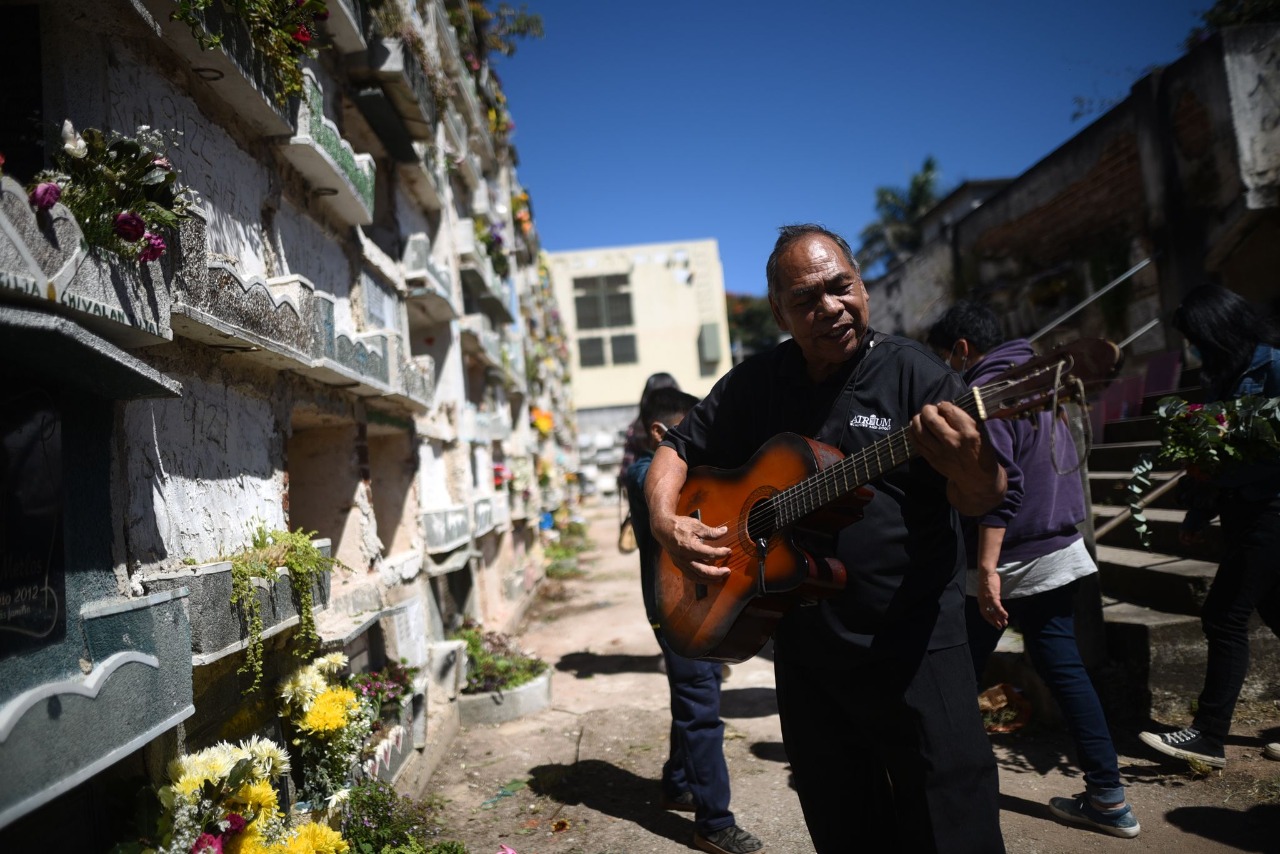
[661,332,968,662]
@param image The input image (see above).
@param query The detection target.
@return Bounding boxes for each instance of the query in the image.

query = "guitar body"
[655,337,1122,664]
[656,433,866,662]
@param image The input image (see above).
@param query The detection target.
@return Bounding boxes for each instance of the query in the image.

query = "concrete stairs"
[1087,373,1280,723]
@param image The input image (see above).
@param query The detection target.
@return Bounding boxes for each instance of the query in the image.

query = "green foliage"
[1186,0,1280,50]
[468,1,544,58]
[727,292,780,358]
[230,525,339,693]
[1126,395,1280,547]
[452,621,547,694]
[171,0,328,103]
[31,123,196,260]
[342,779,450,853]
[856,155,943,272]
[427,843,470,854]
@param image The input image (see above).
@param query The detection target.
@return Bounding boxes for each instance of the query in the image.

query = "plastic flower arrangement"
[171,0,330,104]
[1127,394,1280,546]
[280,653,375,812]
[29,121,196,262]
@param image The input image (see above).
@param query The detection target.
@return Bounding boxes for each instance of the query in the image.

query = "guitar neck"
[771,387,984,530]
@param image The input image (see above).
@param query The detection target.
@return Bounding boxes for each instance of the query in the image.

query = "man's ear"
[769,293,789,333]
[954,338,971,363]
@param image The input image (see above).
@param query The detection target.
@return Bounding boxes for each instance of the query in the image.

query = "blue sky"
[494,1,1207,297]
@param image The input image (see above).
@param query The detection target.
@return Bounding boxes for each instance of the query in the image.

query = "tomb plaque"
[0,378,65,657]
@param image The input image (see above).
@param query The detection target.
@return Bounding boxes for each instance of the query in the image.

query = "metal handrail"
[1028,258,1152,344]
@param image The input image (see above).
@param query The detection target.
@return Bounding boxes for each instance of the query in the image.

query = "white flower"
[325,788,350,809]
[61,120,87,159]
[318,652,348,674]
[241,735,290,778]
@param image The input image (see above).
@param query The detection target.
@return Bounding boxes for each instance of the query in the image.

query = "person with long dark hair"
[1139,284,1280,768]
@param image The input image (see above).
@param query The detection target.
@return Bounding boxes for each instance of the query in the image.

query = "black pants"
[775,640,1004,853]
[1193,494,1280,740]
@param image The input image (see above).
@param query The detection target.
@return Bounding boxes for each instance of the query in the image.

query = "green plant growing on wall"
[230,525,338,693]
[171,0,329,103]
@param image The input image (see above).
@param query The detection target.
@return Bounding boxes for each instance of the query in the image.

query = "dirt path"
[416,503,1280,853]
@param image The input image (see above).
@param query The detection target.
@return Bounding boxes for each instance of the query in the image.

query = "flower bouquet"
[28,121,197,262]
[1126,395,1280,546]
[279,653,374,815]
[111,736,347,854]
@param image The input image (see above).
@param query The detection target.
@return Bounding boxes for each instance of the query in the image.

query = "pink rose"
[293,24,312,43]
[114,212,146,242]
[1186,404,1205,413]
[29,182,61,211]
[139,232,166,262]
[224,813,247,834]
[152,157,173,171]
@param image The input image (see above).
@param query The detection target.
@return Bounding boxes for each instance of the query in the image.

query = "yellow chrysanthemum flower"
[230,779,279,816]
[224,824,276,854]
[285,822,348,854]
[299,687,356,735]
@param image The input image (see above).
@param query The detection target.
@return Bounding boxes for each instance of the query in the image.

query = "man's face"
[769,234,870,381]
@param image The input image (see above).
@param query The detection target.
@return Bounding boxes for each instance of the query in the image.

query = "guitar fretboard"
[757,387,984,535]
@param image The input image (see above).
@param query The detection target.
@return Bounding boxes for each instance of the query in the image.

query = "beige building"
[547,239,732,495]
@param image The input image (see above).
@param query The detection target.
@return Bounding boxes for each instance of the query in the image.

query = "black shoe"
[694,825,763,854]
[659,790,696,813]
[1138,727,1226,768]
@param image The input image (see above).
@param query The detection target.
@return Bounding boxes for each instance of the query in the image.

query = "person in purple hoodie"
[927,301,1140,840]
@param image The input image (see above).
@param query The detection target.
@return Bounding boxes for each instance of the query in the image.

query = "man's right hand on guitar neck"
[645,446,733,582]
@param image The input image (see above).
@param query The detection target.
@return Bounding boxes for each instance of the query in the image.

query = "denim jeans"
[966,580,1124,803]
[1193,494,1280,740]
[655,632,734,834]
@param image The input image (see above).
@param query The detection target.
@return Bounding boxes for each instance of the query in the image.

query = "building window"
[573,274,632,330]
[573,274,637,368]
[611,334,637,364]
[579,337,605,367]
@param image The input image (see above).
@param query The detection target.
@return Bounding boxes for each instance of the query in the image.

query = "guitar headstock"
[976,338,1122,423]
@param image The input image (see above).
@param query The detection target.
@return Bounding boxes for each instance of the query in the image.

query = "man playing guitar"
[645,225,1008,854]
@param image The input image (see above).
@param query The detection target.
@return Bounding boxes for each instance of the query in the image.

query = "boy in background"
[623,386,764,854]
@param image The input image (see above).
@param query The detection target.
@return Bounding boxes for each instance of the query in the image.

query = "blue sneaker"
[1049,794,1141,838]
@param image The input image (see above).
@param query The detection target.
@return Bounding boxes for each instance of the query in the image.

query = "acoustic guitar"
[656,338,1122,662]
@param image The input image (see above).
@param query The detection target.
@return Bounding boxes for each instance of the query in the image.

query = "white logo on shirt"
[849,413,893,431]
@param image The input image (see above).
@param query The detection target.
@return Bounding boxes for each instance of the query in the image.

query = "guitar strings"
[703,353,1081,578]
[718,387,982,577]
